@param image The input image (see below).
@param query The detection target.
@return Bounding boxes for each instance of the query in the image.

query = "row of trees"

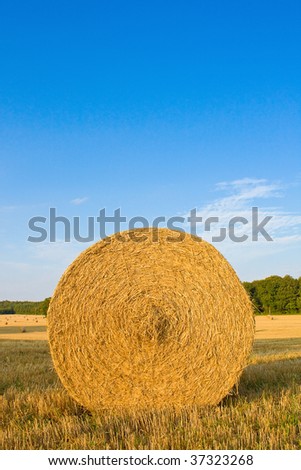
[243,275,301,314]
[0,298,51,316]
[0,306,16,315]
[1,276,301,315]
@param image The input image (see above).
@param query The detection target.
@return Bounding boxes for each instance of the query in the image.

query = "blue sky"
[0,0,301,300]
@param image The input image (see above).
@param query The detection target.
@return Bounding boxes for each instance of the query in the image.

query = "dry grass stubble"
[1,339,301,449]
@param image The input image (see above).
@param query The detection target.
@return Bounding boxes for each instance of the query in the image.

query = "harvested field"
[0,315,47,341]
[0,337,300,449]
[1,314,300,342]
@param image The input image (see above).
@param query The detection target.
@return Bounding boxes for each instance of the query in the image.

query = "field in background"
[1,314,301,341]
[0,315,47,341]
[1,315,301,450]
[255,315,301,339]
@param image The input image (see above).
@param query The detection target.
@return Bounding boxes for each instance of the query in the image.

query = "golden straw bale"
[48,228,254,412]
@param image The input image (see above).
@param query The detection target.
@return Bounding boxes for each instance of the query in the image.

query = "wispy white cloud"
[29,239,85,263]
[216,177,278,190]
[0,205,18,213]
[70,197,89,205]
[182,178,301,278]
[214,177,283,203]
[0,260,31,270]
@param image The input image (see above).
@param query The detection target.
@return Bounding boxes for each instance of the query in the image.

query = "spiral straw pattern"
[48,228,254,412]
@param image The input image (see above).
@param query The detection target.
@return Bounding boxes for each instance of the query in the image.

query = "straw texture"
[48,228,254,412]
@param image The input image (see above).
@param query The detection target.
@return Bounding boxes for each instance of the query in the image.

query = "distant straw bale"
[48,228,254,412]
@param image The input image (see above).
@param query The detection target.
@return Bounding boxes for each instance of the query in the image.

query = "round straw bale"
[48,228,254,412]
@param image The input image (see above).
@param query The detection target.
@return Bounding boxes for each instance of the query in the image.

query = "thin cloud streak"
[182,177,301,259]
[70,197,89,205]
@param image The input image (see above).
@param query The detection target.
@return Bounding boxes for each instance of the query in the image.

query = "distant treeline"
[1,276,301,316]
[0,298,51,316]
[243,275,301,314]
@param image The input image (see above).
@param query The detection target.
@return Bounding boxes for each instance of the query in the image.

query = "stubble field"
[0,315,301,450]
